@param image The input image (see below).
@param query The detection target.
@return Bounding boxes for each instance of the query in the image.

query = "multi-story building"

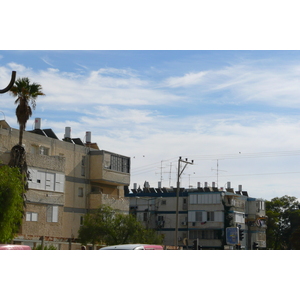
[127,182,267,249]
[0,118,130,249]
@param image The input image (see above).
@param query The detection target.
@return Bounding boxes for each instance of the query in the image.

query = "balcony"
[88,193,129,212]
[89,150,130,186]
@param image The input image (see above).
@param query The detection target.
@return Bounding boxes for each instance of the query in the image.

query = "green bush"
[33,244,57,250]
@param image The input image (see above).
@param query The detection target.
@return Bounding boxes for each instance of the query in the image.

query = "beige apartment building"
[0,118,130,249]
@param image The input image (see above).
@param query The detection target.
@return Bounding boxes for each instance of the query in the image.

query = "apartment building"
[127,182,267,249]
[0,118,130,249]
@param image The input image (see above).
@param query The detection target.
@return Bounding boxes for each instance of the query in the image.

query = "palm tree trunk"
[19,124,24,146]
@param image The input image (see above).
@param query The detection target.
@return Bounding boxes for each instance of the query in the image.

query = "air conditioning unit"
[192,222,196,226]
[181,221,187,226]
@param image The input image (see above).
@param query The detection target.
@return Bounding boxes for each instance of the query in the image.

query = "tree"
[0,165,25,243]
[78,205,164,246]
[9,77,45,146]
[266,195,300,249]
[8,77,45,188]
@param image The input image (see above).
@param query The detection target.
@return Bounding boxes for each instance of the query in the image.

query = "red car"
[0,244,31,250]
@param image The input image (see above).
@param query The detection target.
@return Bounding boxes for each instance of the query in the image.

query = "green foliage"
[266,195,300,249]
[78,205,164,246]
[33,244,57,250]
[0,165,25,243]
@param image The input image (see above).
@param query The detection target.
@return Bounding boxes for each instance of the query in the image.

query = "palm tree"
[9,77,45,145]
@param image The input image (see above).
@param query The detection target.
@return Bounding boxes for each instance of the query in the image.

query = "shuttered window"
[26,212,38,222]
[47,206,58,222]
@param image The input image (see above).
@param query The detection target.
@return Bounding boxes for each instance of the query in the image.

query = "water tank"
[64,127,71,139]
[35,118,41,130]
[86,131,91,143]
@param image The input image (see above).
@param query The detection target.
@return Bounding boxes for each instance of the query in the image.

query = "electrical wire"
[130,149,300,179]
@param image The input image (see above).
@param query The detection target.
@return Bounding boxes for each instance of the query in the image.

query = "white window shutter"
[26,212,31,221]
[32,213,38,221]
[52,206,58,222]
[188,211,196,222]
[47,206,52,222]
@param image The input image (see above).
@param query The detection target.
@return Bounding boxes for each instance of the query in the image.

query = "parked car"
[99,244,164,250]
[0,244,31,250]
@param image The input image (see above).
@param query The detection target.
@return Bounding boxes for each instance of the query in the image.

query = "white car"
[99,244,163,250]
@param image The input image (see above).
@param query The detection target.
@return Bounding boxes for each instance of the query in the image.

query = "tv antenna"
[211,159,227,187]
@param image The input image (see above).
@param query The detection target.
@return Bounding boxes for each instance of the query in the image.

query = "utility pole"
[175,156,194,248]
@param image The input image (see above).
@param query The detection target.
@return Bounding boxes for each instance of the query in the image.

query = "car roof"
[0,244,31,250]
[99,244,146,250]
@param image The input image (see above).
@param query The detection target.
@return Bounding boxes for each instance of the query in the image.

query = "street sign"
[226,227,239,245]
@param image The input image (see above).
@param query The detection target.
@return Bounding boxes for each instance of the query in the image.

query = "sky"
[1,50,300,201]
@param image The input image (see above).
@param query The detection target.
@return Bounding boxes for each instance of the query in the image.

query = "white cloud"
[163,71,207,87]
[162,61,300,108]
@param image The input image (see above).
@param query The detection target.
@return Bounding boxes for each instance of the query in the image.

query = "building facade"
[127,182,267,249]
[0,118,130,249]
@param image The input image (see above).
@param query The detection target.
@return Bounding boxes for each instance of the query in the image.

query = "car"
[0,244,31,250]
[99,244,164,250]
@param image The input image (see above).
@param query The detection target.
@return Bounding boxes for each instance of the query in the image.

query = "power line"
[190,150,300,161]
[188,171,300,179]
[130,149,300,181]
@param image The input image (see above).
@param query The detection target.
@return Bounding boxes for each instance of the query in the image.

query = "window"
[190,230,219,240]
[196,211,203,222]
[91,186,102,193]
[78,187,84,197]
[40,146,49,155]
[109,155,130,173]
[81,156,86,176]
[234,213,245,224]
[30,145,39,155]
[157,215,164,227]
[47,206,58,222]
[143,212,148,222]
[28,168,65,193]
[257,201,265,211]
[26,212,38,222]
[207,212,215,221]
[189,194,197,204]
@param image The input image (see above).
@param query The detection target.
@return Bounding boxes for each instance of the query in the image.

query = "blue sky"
[1,50,300,200]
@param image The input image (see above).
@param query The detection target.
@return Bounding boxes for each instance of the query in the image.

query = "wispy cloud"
[163,71,207,87]
[41,56,55,67]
